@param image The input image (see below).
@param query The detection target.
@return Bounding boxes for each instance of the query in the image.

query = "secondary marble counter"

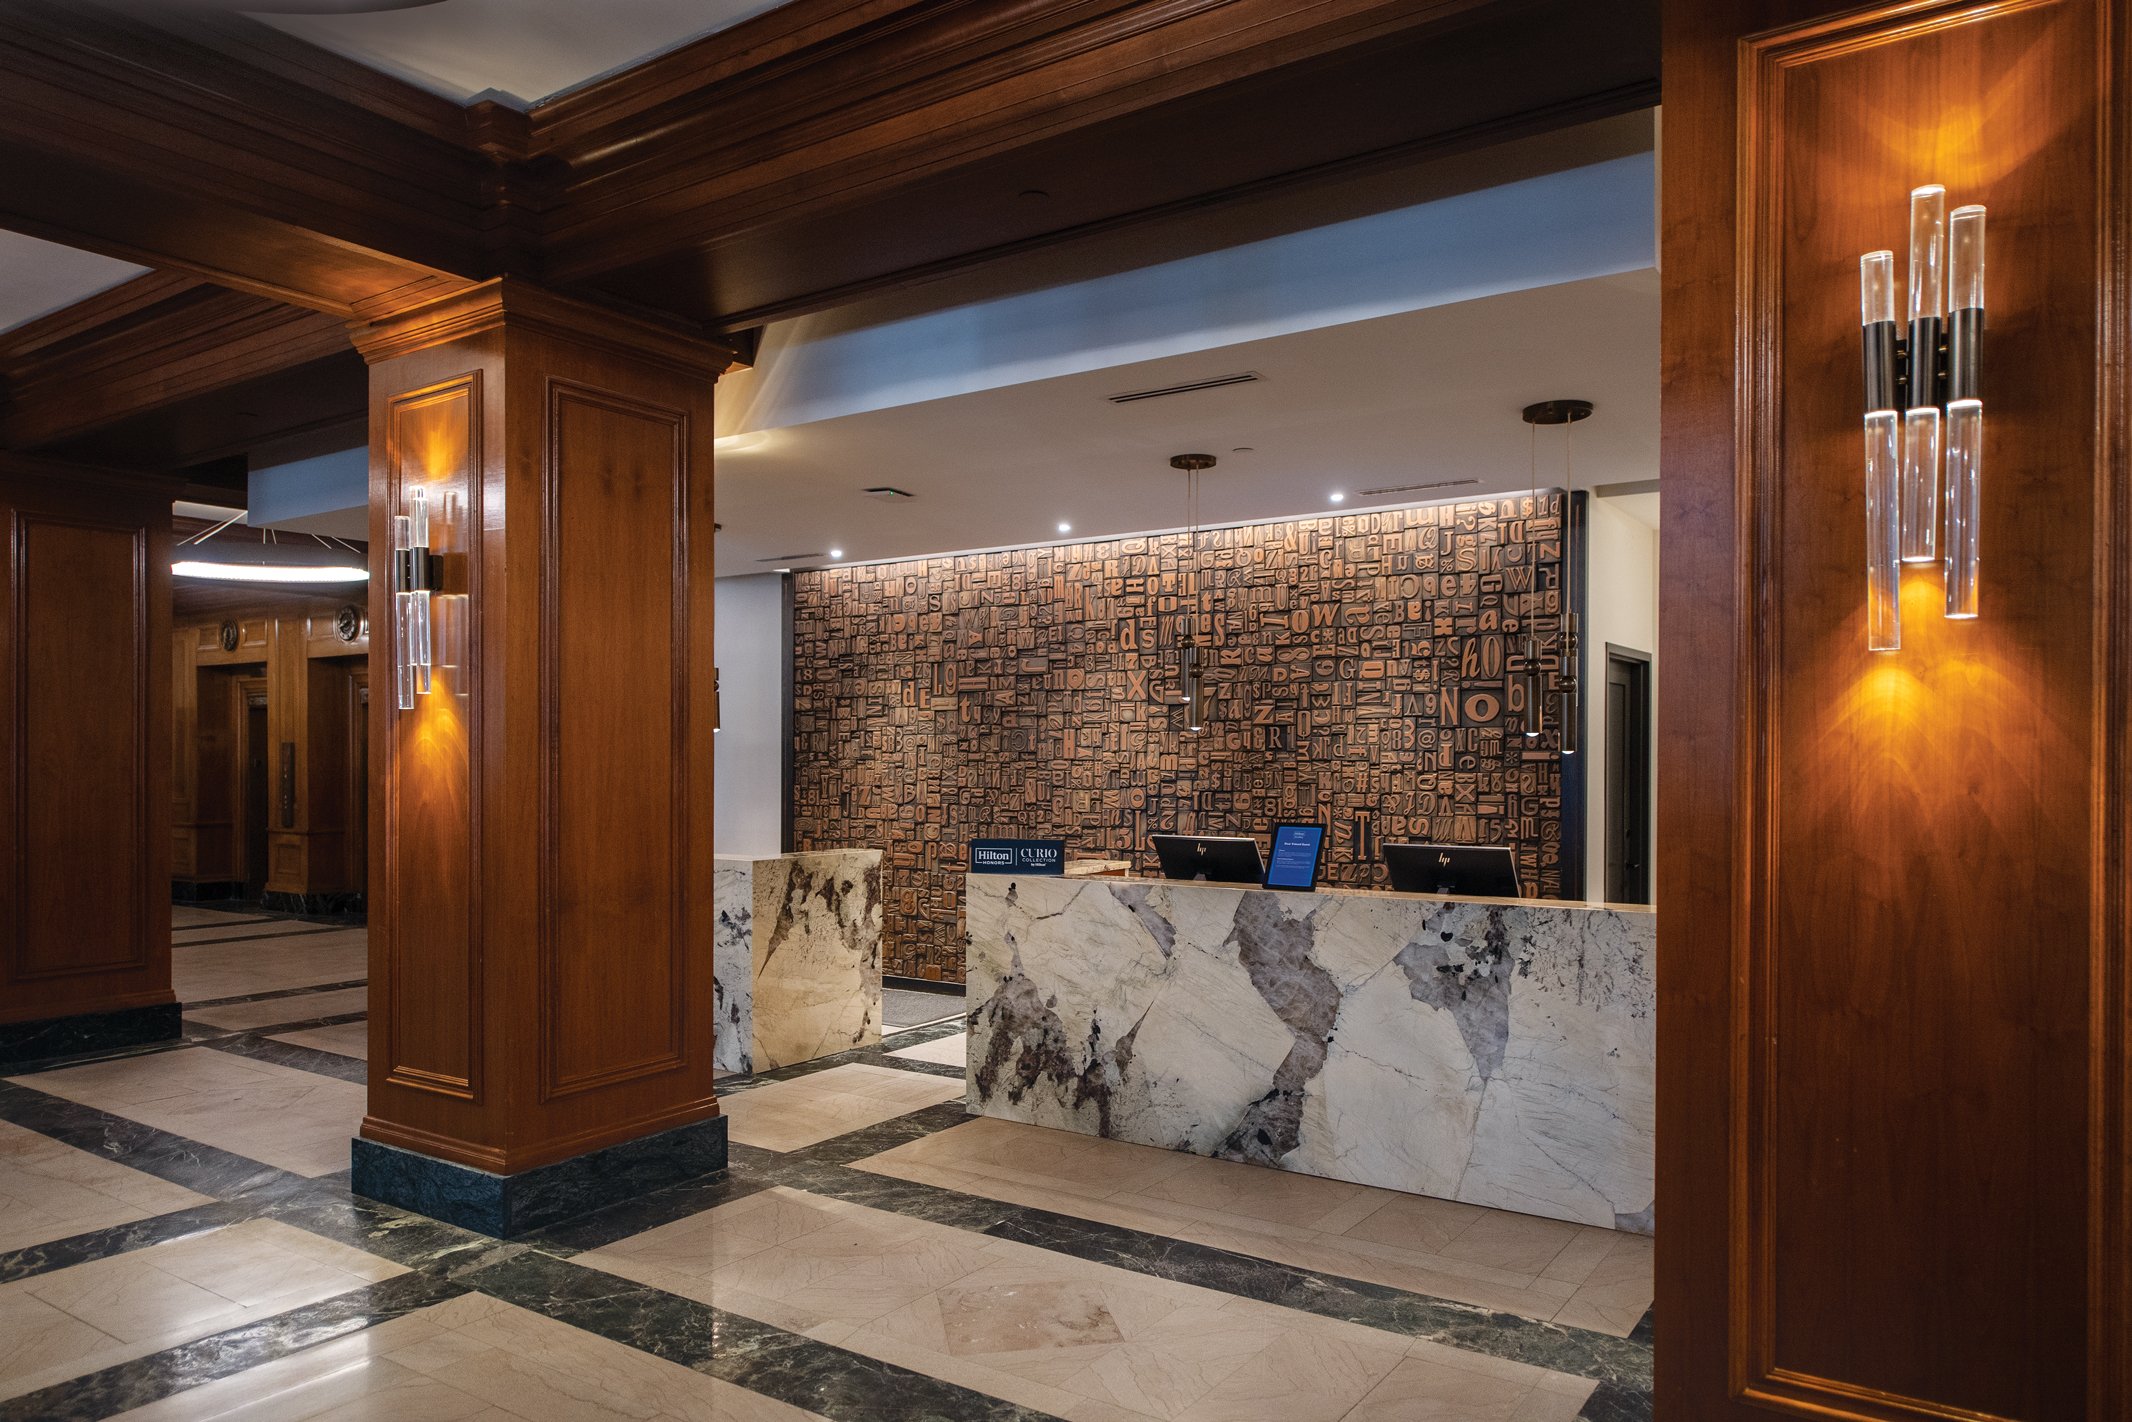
[713,850,883,1075]
[965,874,1654,1233]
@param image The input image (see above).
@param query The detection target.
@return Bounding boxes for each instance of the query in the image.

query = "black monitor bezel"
[1261,822,1327,892]
[1382,841,1524,899]
[1150,833,1266,884]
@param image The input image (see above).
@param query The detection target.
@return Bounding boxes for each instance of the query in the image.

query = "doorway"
[1603,645,1651,905]
[240,680,269,901]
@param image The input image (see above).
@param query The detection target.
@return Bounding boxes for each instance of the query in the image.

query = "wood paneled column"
[0,454,175,1064]
[1659,1,2130,1418]
[348,280,734,1236]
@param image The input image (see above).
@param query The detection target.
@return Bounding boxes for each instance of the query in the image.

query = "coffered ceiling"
[254,0,786,106]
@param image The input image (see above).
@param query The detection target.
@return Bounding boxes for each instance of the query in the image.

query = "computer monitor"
[1151,834,1265,884]
[1262,824,1326,891]
[1384,842,1523,899]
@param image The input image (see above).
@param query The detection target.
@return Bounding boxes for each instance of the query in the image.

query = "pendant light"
[172,510,368,585]
[1158,453,1217,733]
[1522,400,1593,757]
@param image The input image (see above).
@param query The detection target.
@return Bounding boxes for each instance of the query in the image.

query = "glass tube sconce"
[392,488,438,711]
[1858,187,1985,649]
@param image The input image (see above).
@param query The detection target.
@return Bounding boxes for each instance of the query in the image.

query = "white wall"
[1583,495,1660,902]
[714,573,788,858]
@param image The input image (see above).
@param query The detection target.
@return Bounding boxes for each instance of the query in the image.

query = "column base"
[0,1002,181,1067]
[350,1114,729,1237]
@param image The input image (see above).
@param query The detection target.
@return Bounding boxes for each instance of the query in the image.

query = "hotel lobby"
[0,2,2123,1421]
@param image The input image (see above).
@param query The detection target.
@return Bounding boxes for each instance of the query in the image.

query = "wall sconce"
[1860,186,1986,650]
[392,488,438,711]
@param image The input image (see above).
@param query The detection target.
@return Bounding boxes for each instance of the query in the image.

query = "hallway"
[0,910,1651,1421]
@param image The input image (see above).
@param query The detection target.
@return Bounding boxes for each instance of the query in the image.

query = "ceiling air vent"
[1355,478,1480,498]
[1106,372,1261,405]
[758,552,826,562]
[862,486,914,500]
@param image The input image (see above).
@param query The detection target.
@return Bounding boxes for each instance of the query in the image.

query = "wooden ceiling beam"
[0,2,493,315]
[0,275,353,451]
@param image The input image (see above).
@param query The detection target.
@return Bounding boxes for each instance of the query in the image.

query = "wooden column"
[348,280,733,1236]
[0,453,175,1063]
[1659,1,2130,1419]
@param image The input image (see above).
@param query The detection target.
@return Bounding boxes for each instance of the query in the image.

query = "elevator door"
[1603,647,1651,905]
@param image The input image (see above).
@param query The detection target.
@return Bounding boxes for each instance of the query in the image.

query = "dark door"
[1603,647,1651,904]
[243,697,269,901]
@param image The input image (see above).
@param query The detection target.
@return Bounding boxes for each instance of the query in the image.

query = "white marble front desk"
[965,874,1655,1233]
[713,850,883,1075]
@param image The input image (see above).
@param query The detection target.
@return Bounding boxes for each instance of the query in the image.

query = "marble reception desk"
[966,874,1654,1233]
[713,850,883,1075]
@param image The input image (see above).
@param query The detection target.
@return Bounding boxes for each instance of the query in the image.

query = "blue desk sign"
[969,839,1066,875]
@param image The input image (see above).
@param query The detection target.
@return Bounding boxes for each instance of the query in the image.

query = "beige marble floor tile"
[173,932,369,1005]
[1342,1353,1539,1422]
[111,1293,827,1422]
[718,1064,966,1151]
[187,989,369,1033]
[269,1023,369,1060]
[1549,1232,1653,1337]
[12,1049,365,1177]
[887,1032,968,1067]
[1171,1322,1406,1422]
[1437,1210,1585,1276]
[1133,1153,1375,1231]
[1,1219,402,1401]
[849,1116,1635,1328]
[1341,1190,1489,1255]
[589,1186,1489,1422]
[0,1119,212,1253]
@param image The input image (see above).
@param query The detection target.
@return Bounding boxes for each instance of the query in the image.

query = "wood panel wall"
[0,457,172,1026]
[791,495,1583,981]
[1658,0,2130,1418]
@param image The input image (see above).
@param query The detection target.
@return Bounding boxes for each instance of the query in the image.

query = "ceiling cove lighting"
[1523,399,1593,756]
[172,512,368,585]
[392,489,438,711]
[1860,187,1986,649]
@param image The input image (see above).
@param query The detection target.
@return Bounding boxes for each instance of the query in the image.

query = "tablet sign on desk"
[969,839,1065,875]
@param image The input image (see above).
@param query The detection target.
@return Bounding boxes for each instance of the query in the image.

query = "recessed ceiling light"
[1057,522,1072,534]
[1328,492,1346,504]
[829,548,844,559]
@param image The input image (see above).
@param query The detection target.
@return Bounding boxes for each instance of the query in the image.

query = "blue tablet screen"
[1264,825,1325,890]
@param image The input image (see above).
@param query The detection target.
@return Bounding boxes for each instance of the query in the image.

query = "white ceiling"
[712,270,1659,574]
[254,0,788,106]
[0,231,149,336]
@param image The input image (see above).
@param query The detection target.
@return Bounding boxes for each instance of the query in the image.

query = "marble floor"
[0,907,1653,1420]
